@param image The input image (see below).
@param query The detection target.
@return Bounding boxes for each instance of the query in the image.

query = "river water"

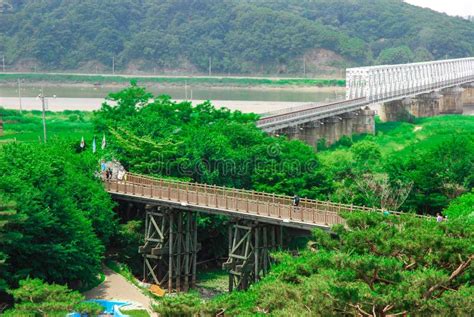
[1,83,473,115]
[0,84,344,114]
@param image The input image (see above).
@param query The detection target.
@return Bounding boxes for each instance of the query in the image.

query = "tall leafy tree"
[0,141,116,289]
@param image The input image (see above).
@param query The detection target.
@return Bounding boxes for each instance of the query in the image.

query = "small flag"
[101,134,106,150]
[92,137,96,153]
[80,136,85,149]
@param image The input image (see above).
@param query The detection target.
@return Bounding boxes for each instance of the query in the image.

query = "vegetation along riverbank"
[0,73,345,88]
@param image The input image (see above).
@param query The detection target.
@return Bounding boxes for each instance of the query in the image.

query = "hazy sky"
[404,0,473,17]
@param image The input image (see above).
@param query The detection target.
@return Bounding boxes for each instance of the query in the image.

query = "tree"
[4,278,102,316]
[443,190,474,224]
[0,141,115,290]
[355,173,413,210]
[0,198,20,292]
[377,46,414,65]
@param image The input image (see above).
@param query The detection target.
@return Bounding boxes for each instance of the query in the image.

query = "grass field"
[320,115,474,162]
[120,309,150,317]
[0,73,345,87]
[0,108,94,143]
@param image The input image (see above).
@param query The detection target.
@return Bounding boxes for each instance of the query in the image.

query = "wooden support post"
[168,212,174,292]
[254,226,259,282]
[263,226,268,276]
[192,213,197,288]
[184,212,190,291]
[279,226,283,248]
[176,211,182,292]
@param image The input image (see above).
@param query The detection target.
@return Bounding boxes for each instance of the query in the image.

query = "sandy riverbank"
[0,97,312,114]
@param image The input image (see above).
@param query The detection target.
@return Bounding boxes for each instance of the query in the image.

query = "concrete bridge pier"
[278,122,322,149]
[353,107,375,134]
[380,98,414,122]
[380,91,444,122]
[288,122,322,149]
[440,86,464,114]
[341,112,356,138]
[411,91,442,118]
[321,116,342,146]
[462,83,474,107]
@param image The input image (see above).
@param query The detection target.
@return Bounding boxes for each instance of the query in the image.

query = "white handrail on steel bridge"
[346,57,474,102]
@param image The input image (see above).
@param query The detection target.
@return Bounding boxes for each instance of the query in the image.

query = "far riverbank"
[0,72,345,88]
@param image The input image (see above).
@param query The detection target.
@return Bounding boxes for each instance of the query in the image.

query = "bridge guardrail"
[367,75,474,103]
[105,173,428,228]
[256,97,367,129]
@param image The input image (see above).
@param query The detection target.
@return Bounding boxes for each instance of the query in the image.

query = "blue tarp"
[67,299,130,317]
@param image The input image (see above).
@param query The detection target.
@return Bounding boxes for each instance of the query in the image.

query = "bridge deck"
[105,173,402,230]
[256,97,368,132]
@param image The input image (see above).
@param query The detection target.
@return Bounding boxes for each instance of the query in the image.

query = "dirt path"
[84,267,157,316]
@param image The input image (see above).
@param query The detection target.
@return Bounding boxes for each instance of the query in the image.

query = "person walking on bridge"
[293,194,300,212]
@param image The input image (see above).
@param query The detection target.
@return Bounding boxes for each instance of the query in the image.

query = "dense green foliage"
[93,82,330,198]
[443,190,474,224]
[160,209,473,316]
[0,0,472,73]
[0,141,116,291]
[4,278,103,316]
[323,117,474,213]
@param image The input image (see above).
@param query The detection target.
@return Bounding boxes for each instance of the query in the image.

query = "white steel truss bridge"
[346,57,474,103]
[257,57,474,132]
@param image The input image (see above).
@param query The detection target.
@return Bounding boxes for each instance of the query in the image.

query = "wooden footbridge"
[105,173,398,293]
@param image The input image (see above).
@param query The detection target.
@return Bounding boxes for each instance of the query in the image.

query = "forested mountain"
[0,0,473,74]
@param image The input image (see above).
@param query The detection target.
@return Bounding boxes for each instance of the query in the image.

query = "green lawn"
[196,269,229,294]
[120,309,150,317]
[320,115,474,161]
[0,108,94,143]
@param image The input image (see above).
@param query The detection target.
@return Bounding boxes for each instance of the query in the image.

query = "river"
[0,83,344,114]
[0,83,473,115]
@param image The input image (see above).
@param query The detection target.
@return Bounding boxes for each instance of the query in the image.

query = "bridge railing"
[367,75,474,103]
[105,173,426,227]
[256,97,367,129]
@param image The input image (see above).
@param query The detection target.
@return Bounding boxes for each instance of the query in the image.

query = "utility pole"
[208,57,212,76]
[39,88,47,143]
[18,79,22,113]
[303,57,306,77]
[112,56,115,75]
[185,80,188,99]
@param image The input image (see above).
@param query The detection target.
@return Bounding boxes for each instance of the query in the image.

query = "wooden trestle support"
[223,220,283,291]
[139,206,198,292]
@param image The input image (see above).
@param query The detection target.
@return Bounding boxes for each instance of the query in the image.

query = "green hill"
[0,0,473,74]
